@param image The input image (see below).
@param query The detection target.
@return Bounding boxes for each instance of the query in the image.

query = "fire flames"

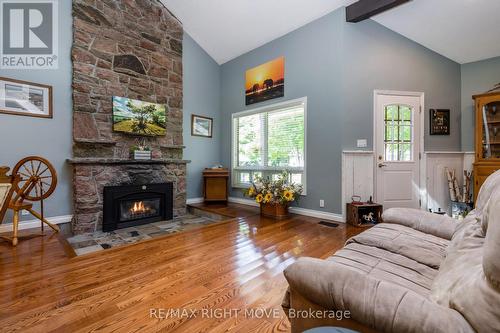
[131,201,148,214]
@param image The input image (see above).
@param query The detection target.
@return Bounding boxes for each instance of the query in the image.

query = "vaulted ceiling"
[161,0,500,65]
[372,0,500,64]
[161,0,356,64]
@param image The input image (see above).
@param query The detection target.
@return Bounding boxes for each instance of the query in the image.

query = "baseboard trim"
[0,214,73,233]
[186,197,204,205]
[228,197,259,207]
[289,207,345,222]
[228,197,345,222]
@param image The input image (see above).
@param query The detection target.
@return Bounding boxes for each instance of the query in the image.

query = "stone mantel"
[67,158,190,165]
[73,139,186,150]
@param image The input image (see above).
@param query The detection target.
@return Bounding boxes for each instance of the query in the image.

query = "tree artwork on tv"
[112,96,167,136]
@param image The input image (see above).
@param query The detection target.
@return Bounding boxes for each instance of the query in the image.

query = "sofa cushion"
[329,242,439,296]
[475,169,500,233]
[430,186,500,333]
[483,186,500,291]
[284,256,474,333]
[383,208,457,240]
[346,223,449,269]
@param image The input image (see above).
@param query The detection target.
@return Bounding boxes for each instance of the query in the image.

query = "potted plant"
[245,171,303,219]
[130,138,152,160]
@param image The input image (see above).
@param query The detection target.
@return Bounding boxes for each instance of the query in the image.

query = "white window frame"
[231,97,307,195]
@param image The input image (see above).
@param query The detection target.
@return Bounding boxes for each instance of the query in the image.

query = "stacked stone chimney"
[70,0,187,234]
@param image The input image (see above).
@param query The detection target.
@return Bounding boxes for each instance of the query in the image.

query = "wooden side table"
[346,203,383,227]
[203,168,229,204]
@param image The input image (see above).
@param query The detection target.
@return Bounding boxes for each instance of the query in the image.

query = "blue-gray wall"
[183,34,222,198]
[220,8,462,214]
[0,0,73,220]
[461,56,500,151]
[340,17,461,151]
[221,9,345,213]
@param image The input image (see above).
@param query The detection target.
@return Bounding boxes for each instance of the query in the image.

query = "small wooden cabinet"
[346,203,383,227]
[203,168,229,203]
[473,89,500,203]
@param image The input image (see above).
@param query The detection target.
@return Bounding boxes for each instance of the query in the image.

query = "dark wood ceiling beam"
[346,0,411,23]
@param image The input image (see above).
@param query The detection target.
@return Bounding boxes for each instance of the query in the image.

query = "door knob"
[378,163,387,168]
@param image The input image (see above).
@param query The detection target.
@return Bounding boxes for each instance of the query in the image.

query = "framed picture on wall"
[430,109,450,135]
[245,56,285,105]
[0,77,53,118]
[191,114,213,138]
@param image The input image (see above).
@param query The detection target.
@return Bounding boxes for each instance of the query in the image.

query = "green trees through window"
[233,101,306,187]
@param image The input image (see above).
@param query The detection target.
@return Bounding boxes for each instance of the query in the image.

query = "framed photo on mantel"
[0,77,53,118]
[430,109,450,135]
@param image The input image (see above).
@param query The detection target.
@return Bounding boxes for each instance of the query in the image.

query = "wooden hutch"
[473,88,500,203]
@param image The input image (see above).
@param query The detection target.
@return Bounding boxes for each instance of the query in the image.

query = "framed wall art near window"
[0,77,53,118]
[245,56,285,106]
[191,114,213,138]
[430,109,450,135]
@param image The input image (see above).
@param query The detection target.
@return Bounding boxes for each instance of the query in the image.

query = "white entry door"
[375,93,422,210]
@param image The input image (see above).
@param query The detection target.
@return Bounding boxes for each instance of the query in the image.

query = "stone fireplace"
[69,0,188,235]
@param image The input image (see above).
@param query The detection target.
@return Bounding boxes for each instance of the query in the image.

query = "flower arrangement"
[130,138,152,160]
[245,171,303,205]
[130,138,151,153]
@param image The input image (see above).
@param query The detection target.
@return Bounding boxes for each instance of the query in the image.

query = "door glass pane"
[384,105,413,161]
[400,126,411,142]
[401,106,411,122]
[385,105,397,121]
[399,144,412,161]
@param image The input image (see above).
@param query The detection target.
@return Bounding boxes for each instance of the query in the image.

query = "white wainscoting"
[341,151,374,220]
[341,150,475,217]
[424,152,474,214]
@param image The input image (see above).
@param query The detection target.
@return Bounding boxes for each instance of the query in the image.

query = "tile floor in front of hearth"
[67,214,224,256]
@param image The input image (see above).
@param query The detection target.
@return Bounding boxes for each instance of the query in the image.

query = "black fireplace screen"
[103,183,173,232]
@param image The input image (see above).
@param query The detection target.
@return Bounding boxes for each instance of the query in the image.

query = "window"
[384,104,414,161]
[232,98,306,191]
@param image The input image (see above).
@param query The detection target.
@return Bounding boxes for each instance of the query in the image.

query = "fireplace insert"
[103,183,173,232]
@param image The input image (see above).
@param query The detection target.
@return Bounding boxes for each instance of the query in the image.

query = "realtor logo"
[1,0,58,69]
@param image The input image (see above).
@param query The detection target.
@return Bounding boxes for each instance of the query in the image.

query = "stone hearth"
[70,0,187,235]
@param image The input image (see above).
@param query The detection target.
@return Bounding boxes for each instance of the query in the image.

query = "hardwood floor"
[0,206,361,333]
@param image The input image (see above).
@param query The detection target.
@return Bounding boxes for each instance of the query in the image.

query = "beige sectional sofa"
[283,170,500,333]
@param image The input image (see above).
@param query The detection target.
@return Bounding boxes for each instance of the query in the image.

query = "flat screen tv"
[112,96,167,136]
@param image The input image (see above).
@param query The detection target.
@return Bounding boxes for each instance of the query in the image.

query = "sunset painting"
[245,56,284,105]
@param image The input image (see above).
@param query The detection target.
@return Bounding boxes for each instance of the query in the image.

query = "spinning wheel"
[12,156,57,202]
[1,156,59,246]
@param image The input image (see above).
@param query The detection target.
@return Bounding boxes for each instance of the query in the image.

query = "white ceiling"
[161,0,355,64]
[161,0,500,65]
[372,0,500,64]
